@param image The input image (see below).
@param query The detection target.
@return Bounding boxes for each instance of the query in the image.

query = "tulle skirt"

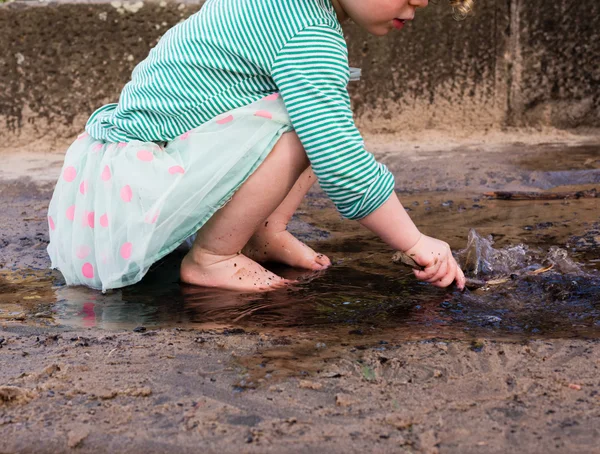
[47,94,293,291]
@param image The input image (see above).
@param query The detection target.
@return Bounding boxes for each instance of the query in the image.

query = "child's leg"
[180,132,310,292]
[243,167,331,270]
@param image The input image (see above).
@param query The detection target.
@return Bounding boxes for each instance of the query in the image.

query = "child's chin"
[367,25,392,37]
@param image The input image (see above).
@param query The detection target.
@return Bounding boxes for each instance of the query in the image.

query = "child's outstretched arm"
[359,192,466,290]
[271,25,464,289]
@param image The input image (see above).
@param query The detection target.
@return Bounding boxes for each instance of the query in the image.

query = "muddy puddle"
[2,189,599,345]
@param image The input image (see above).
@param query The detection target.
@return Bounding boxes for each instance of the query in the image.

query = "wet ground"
[1,133,600,453]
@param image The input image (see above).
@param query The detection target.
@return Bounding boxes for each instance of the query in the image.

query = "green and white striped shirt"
[86,0,394,220]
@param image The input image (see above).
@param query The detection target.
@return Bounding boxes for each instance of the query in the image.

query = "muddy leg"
[180,132,309,292]
[243,167,332,270]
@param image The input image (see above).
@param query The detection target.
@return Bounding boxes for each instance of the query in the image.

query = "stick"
[484,188,597,200]
[391,251,487,289]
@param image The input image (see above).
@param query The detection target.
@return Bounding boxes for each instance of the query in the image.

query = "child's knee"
[276,132,309,170]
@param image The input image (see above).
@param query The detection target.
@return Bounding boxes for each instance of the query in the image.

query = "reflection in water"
[3,192,600,340]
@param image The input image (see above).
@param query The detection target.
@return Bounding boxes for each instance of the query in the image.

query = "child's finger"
[426,258,449,284]
[414,258,442,281]
[434,257,457,288]
[455,265,466,290]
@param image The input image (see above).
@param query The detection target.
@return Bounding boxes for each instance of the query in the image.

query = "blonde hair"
[448,0,475,20]
[432,0,475,20]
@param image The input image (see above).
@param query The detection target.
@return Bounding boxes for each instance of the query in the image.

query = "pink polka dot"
[87,211,95,228]
[137,150,154,162]
[144,210,159,224]
[76,245,91,259]
[264,93,280,101]
[168,165,185,175]
[120,242,132,260]
[93,143,103,152]
[99,213,109,228]
[101,165,111,182]
[118,142,127,148]
[79,180,89,195]
[120,185,133,203]
[77,132,89,140]
[66,205,76,221]
[254,110,273,120]
[48,216,55,231]
[179,131,191,140]
[63,166,77,182]
[216,115,234,125]
[82,262,94,279]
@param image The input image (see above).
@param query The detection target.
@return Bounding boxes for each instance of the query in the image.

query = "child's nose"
[409,0,429,7]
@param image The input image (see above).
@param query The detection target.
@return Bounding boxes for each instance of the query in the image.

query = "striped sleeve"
[271,25,395,220]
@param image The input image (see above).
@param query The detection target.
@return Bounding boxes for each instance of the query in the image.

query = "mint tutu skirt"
[47,95,293,291]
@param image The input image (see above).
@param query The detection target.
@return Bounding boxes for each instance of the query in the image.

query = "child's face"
[332,0,429,36]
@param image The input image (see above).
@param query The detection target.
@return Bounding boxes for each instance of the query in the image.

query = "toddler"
[47,0,471,292]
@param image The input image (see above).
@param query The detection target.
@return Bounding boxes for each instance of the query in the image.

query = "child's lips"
[392,18,407,30]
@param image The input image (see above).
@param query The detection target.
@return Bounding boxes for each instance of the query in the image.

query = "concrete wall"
[509,0,600,128]
[1,0,598,145]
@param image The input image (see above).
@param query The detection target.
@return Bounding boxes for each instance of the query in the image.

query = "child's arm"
[271,25,464,289]
[271,25,394,221]
[359,193,466,290]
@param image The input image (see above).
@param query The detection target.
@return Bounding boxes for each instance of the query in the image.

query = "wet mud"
[1,137,600,452]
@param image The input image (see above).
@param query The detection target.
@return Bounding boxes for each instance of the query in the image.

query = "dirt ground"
[1,130,600,453]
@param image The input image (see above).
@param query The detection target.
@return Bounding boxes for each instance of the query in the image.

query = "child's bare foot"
[243,222,331,271]
[180,248,291,292]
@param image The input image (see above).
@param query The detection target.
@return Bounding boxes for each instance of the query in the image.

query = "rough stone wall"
[508,0,600,128]
[0,1,202,143]
[346,0,508,133]
[0,0,598,145]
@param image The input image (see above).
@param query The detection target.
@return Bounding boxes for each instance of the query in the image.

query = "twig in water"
[484,188,597,200]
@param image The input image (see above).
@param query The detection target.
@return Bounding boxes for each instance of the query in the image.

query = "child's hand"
[404,234,466,290]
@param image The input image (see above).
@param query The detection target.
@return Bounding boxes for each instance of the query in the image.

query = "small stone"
[436,342,448,352]
[335,393,356,407]
[133,326,146,333]
[568,383,582,391]
[42,364,60,377]
[0,416,14,425]
[98,389,118,400]
[124,386,152,397]
[67,426,90,448]
[384,414,414,430]
[299,380,323,390]
[470,340,485,352]
[0,386,36,404]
